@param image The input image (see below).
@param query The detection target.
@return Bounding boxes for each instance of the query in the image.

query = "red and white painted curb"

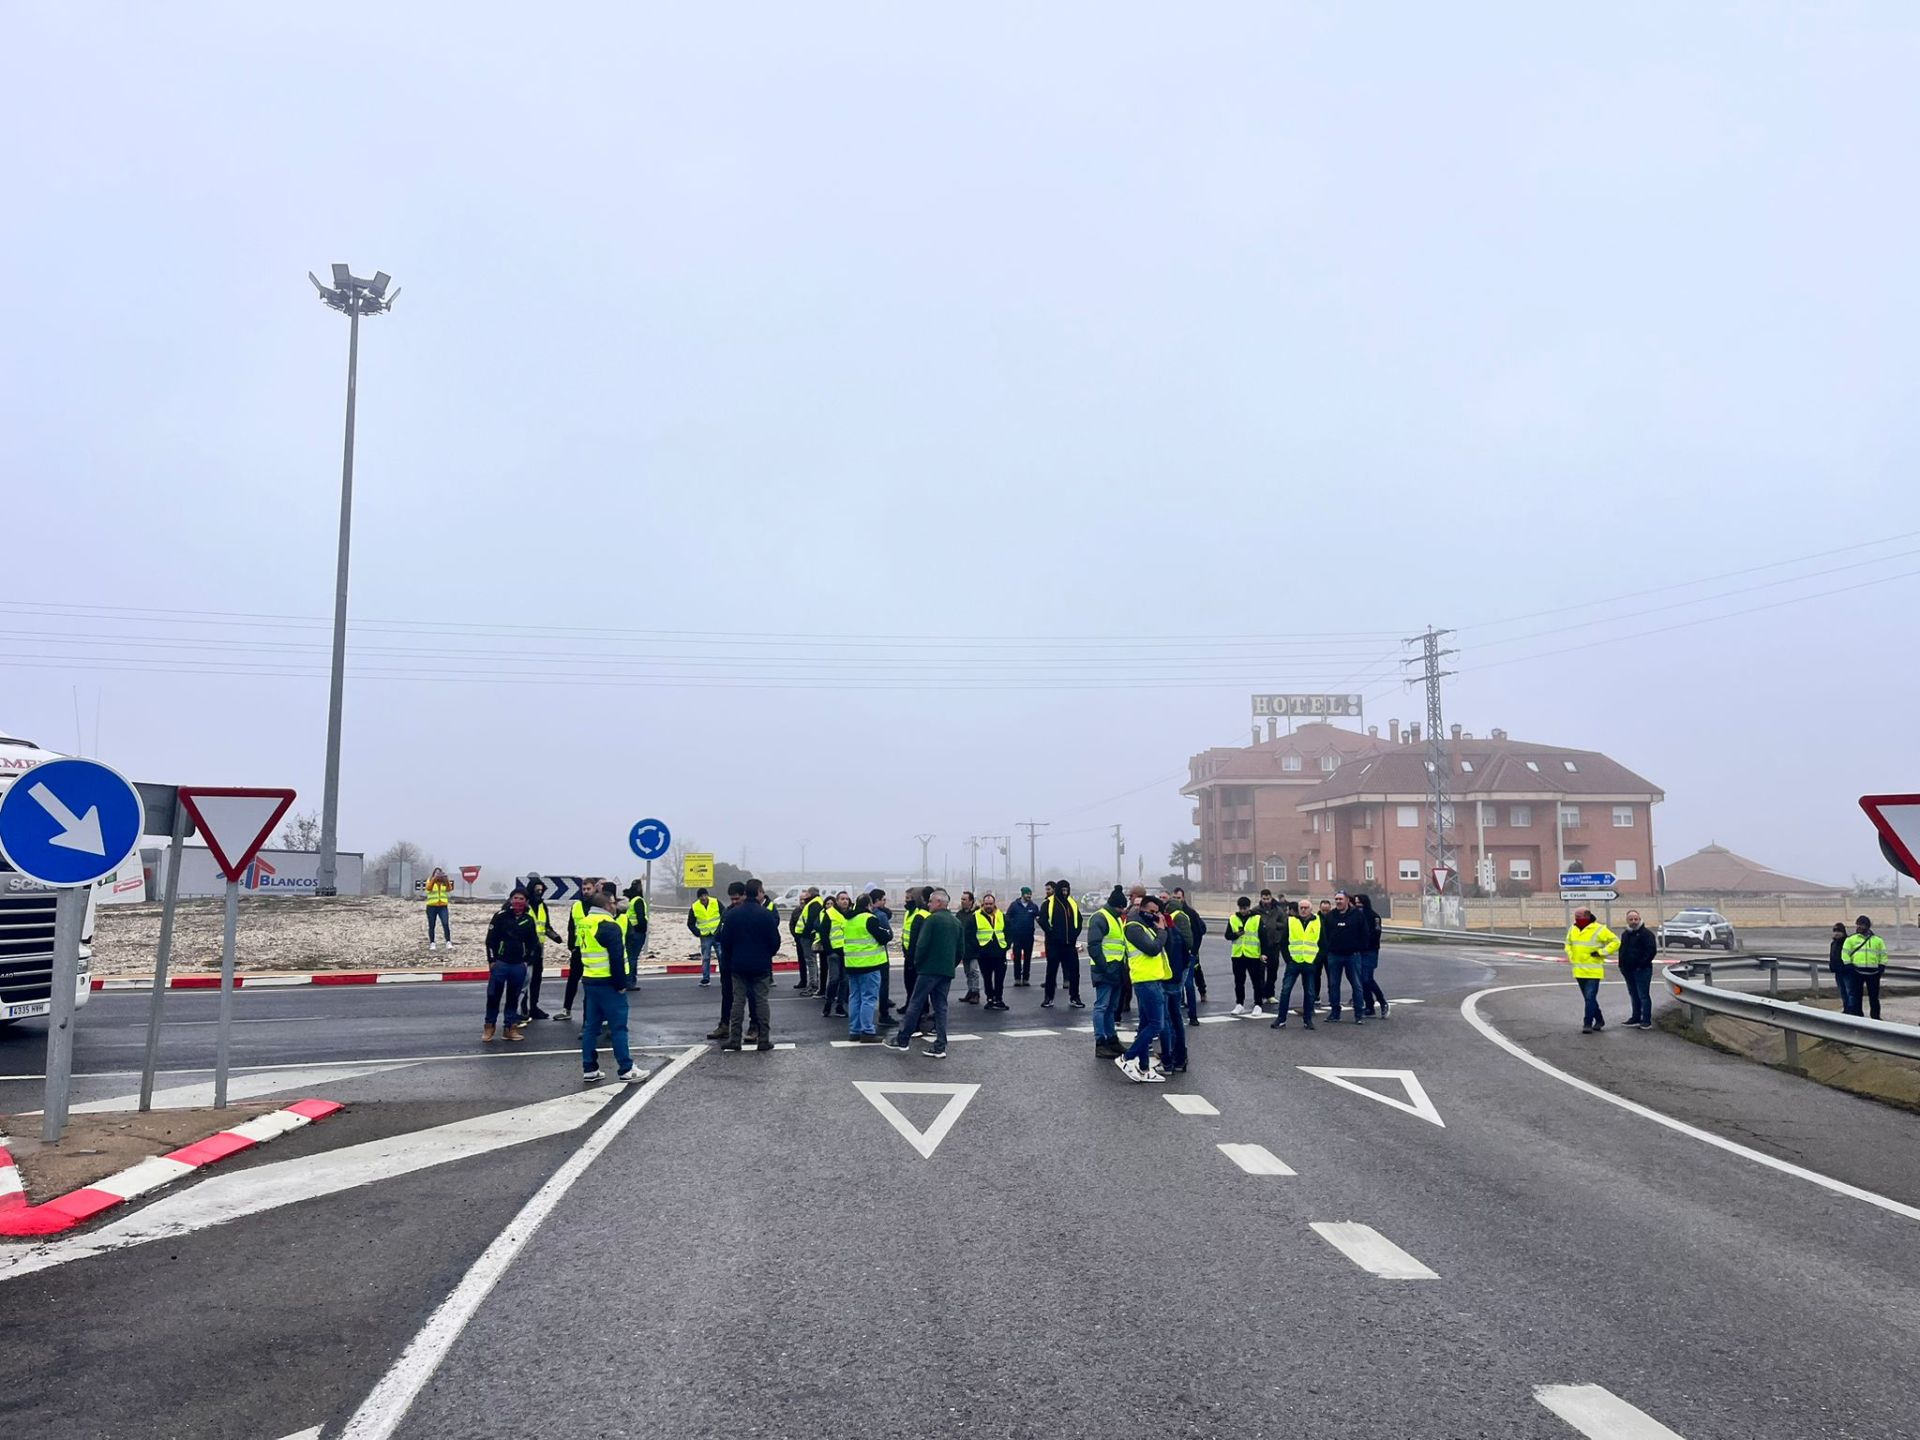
[92,959,802,991]
[0,1098,343,1238]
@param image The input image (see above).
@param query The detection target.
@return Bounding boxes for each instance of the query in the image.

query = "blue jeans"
[427,907,450,942]
[1358,950,1385,1014]
[485,961,527,1026]
[1836,965,1862,1015]
[1277,960,1318,1019]
[581,983,633,1073]
[1159,980,1187,1066]
[895,973,952,1048]
[698,932,721,980]
[1325,953,1362,1016]
[1576,976,1604,1027]
[846,967,883,1036]
[1621,963,1653,1024]
[1183,965,1200,1021]
[1092,977,1120,1042]
[1123,977,1167,1065]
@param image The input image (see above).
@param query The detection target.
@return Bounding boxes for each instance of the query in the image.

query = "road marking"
[1194,1014,1239,1024]
[0,1044,689,1084]
[1463,983,1920,1225]
[1533,1384,1687,1438]
[271,1430,322,1440]
[333,1045,704,1440]
[1164,1094,1218,1116]
[829,1040,876,1049]
[853,1081,979,1159]
[1000,1028,1056,1037]
[1310,1221,1438,1279]
[67,1062,419,1115]
[0,1073,667,1283]
[1297,1067,1445,1128]
[1217,1143,1294,1176]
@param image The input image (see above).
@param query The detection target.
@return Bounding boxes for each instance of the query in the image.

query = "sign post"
[0,758,145,1142]
[630,819,670,910]
[460,864,481,897]
[176,787,297,1109]
[139,789,192,1112]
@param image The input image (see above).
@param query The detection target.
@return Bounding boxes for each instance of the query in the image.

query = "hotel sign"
[1251,693,1363,718]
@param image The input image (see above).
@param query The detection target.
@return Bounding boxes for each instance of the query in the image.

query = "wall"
[147,846,366,899]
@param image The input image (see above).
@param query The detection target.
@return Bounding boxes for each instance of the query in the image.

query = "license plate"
[5,1001,49,1019]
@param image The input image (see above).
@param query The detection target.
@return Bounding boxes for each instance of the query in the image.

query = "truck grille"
[0,890,58,1003]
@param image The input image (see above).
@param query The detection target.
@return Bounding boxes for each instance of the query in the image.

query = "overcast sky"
[3,2,1915,888]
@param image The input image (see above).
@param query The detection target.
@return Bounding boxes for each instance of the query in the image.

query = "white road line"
[1533,1383,1687,1438]
[335,1045,705,1440]
[1000,1028,1057,1038]
[1193,1015,1238,1024]
[272,1429,324,1440]
[1310,1221,1438,1279]
[1463,983,1920,1225]
[1217,1143,1295,1176]
[1164,1095,1219,1116]
[0,1044,688,1084]
[65,1062,420,1115]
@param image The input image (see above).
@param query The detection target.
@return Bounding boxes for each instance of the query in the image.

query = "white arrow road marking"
[1534,1384,1688,1438]
[1310,1222,1439,1279]
[28,781,104,855]
[334,1045,704,1440]
[67,1062,421,1114]
[1297,1067,1445,1127]
[853,1081,979,1159]
[0,1053,703,1284]
[1217,1143,1294,1176]
[1164,1094,1218,1116]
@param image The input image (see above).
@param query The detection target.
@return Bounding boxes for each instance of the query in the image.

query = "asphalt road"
[3,944,1918,1440]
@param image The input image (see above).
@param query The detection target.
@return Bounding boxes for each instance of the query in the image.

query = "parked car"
[1658,908,1737,950]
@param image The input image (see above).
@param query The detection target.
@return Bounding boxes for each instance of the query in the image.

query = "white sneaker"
[618,1067,649,1083]
[1230,1004,1249,1017]
[582,1070,604,1085]
[1139,1066,1167,1084]
[1115,1055,1144,1082]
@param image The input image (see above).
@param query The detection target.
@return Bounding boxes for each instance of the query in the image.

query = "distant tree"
[1158,872,1187,892]
[1169,841,1200,882]
[371,840,433,895]
[279,810,322,852]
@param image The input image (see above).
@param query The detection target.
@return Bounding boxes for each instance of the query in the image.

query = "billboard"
[153,845,365,899]
[1251,694,1363,718]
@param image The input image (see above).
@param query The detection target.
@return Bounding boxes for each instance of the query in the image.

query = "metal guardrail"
[1662,954,1920,1064]
[1381,925,1550,948]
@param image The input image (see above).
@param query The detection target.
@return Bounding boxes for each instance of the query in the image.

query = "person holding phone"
[425,867,454,950]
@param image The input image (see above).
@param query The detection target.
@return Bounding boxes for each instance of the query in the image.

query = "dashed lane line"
[1164,1095,1219,1116]
[1462,983,1920,1225]
[1533,1384,1688,1438]
[1310,1221,1439,1279]
[1217,1143,1295,1176]
[1000,1028,1057,1037]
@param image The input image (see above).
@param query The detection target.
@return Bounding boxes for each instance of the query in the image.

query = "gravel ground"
[88,895,693,976]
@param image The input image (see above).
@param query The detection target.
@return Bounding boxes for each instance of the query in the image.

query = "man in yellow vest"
[687,888,723,986]
[1841,914,1889,1019]
[1114,895,1173,1083]
[819,891,853,1018]
[1227,896,1263,1015]
[556,877,601,1025]
[1271,901,1323,1030]
[1565,907,1621,1033]
[790,887,822,992]
[841,892,895,1041]
[577,890,647,1085]
[975,893,1010,1010]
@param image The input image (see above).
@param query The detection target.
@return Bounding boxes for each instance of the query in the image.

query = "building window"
[1363,859,1376,882]
[1398,859,1421,881]
[1263,858,1286,882]
[1356,808,1372,830]
[1563,760,1578,772]
[1461,760,1474,773]
[1314,862,1323,882]
[1612,806,1634,828]
[1509,858,1532,881]
[1559,805,1581,828]
[1481,804,1500,828]
[1237,819,1253,839]
[1320,754,1338,772]
[1297,861,1310,882]
[1616,859,1639,881]
[1282,755,1302,772]
[1511,805,1532,828]
[1311,814,1321,833]
[1396,805,1420,828]
[1525,760,1540,773]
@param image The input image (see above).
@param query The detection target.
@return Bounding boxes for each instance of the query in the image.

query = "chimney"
[1368,726,1378,738]
[1451,723,1462,741]
[1252,726,1261,745]
[1491,727,1507,741]
[1388,719,1400,744]
[1267,717,1279,741]
[1409,722,1422,743]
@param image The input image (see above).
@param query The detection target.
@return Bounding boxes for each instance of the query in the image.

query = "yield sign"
[176,787,297,882]
[1860,794,1920,880]
[852,1081,979,1159]
[1297,1067,1445,1128]
[1431,865,1454,892]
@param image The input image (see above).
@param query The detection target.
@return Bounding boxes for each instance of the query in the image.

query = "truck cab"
[0,731,98,1025]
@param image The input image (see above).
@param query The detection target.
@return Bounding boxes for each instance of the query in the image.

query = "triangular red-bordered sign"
[1860,794,1920,880]
[176,787,297,882]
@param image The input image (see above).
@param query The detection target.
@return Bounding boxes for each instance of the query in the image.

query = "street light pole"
[308,266,397,896]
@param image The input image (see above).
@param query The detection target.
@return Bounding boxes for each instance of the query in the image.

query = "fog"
[3,3,1915,889]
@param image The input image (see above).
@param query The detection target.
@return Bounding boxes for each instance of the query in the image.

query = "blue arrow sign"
[1558,871,1617,889]
[0,757,144,887]
[629,818,671,861]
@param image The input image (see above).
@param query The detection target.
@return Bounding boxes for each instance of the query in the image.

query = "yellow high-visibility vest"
[579,913,617,979]
[975,910,1007,950]
[691,898,721,936]
[842,913,887,970]
[1123,921,1172,984]
[426,880,452,908]
[1564,922,1619,979]
[1842,933,1888,970]
[1229,912,1262,959]
[1287,915,1321,965]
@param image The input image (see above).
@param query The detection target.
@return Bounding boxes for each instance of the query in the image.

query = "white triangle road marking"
[1533,1383,1689,1438]
[852,1080,979,1159]
[1298,1066,1445,1128]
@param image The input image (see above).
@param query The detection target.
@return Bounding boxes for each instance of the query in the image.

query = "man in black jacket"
[482,887,539,1042]
[1617,910,1659,1029]
[719,879,782,1052]
[1040,879,1085,1009]
[1320,893,1369,1024]
[1173,887,1208,1008]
